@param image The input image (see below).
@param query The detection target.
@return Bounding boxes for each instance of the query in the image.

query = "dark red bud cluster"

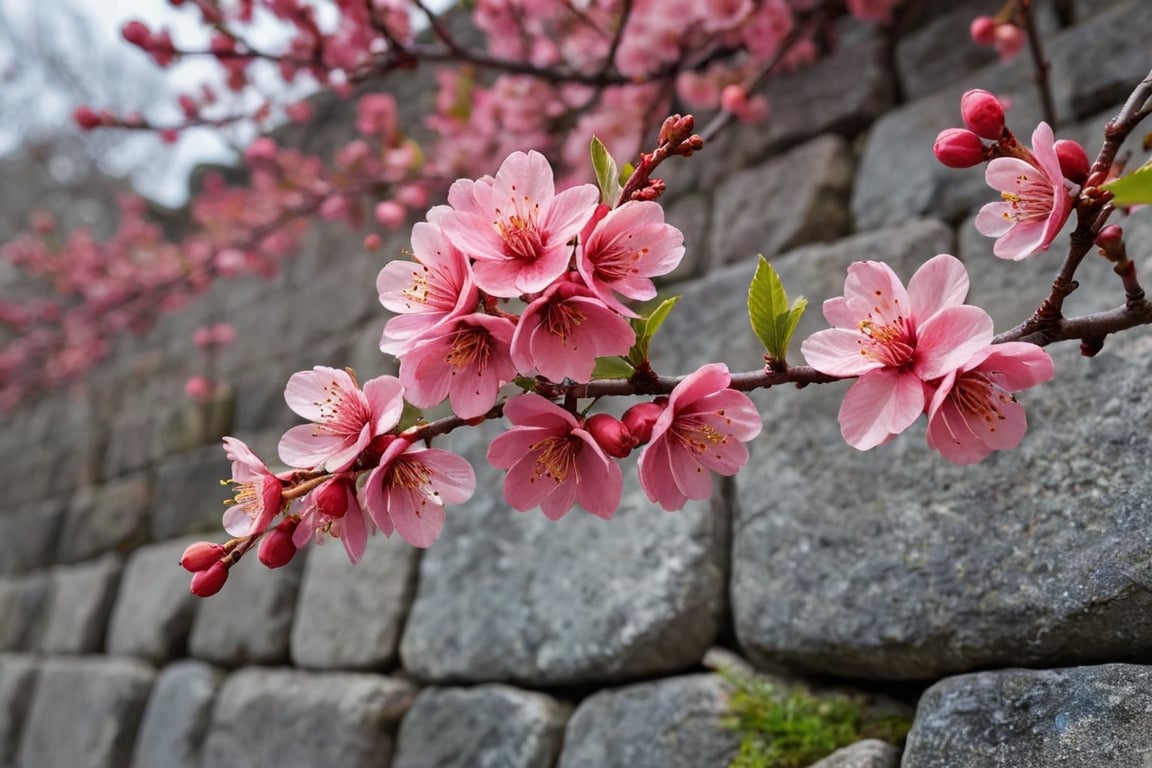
[622,400,666,446]
[258,518,299,569]
[933,128,986,169]
[585,414,633,458]
[181,541,233,597]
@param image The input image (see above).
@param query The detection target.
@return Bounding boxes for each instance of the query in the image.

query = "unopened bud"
[258,519,298,569]
[994,24,1026,62]
[121,20,151,48]
[969,15,996,46]
[74,106,101,131]
[1054,139,1090,185]
[180,541,225,572]
[190,561,229,597]
[585,413,633,459]
[1095,224,1125,262]
[933,128,986,169]
[374,201,406,229]
[960,90,1006,140]
[622,401,666,447]
[316,479,349,519]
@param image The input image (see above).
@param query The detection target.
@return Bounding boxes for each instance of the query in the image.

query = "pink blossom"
[278,367,405,472]
[801,255,994,450]
[362,439,476,548]
[975,123,1075,261]
[221,437,283,537]
[511,281,635,383]
[488,394,623,520]
[926,342,1054,464]
[438,151,599,297]
[637,364,762,511]
[577,201,685,316]
[377,222,479,355]
[398,313,517,418]
[292,478,370,564]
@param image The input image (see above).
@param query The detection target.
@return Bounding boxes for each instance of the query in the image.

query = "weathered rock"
[903,664,1152,767]
[131,660,224,768]
[17,656,154,768]
[200,668,415,768]
[400,424,729,686]
[557,675,739,768]
[662,191,712,281]
[291,532,420,670]
[188,542,305,666]
[57,474,151,564]
[151,445,234,539]
[106,537,202,663]
[709,135,854,269]
[393,684,568,768]
[0,654,38,767]
[0,573,49,652]
[0,497,62,575]
[38,553,121,654]
[809,739,901,768]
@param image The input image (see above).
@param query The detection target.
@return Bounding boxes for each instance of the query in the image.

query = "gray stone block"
[17,656,155,768]
[810,739,900,768]
[151,445,234,540]
[107,537,202,663]
[38,553,121,654]
[291,532,420,670]
[393,684,568,768]
[0,497,63,575]
[131,660,224,768]
[0,654,38,768]
[58,474,151,564]
[0,573,49,652]
[201,668,415,768]
[557,675,739,768]
[904,664,1152,767]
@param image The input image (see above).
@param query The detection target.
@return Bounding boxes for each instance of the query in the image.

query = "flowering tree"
[2,0,1152,596]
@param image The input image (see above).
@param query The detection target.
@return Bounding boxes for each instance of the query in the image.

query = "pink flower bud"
[190,561,229,597]
[585,413,633,459]
[74,106,101,131]
[994,24,1025,62]
[720,84,748,114]
[622,400,667,447]
[960,89,1005,140]
[211,323,236,346]
[121,20,151,48]
[969,15,997,46]
[364,234,382,251]
[933,128,986,169]
[184,376,214,402]
[1095,224,1125,262]
[258,519,298,569]
[374,201,406,229]
[181,541,225,572]
[244,137,278,165]
[1054,139,1090,185]
[315,480,349,519]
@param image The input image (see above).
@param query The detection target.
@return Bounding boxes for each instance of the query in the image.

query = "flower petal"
[838,369,925,450]
[908,254,969,319]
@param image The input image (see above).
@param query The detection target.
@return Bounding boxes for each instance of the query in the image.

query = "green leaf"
[1103,162,1152,207]
[590,136,623,206]
[592,356,635,379]
[747,256,806,363]
[627,295,681,367]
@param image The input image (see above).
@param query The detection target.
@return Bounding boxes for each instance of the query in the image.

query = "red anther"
[190,561,229,597]
[180,541,225,572]
[960,90,1006,140]
[622,401,666,447]
[585,413,633,459]
[933,128,986,169]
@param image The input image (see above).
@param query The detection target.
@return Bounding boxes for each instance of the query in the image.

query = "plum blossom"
[637,363,762,511]
[926,342,1054,464]
[361,438,476,548]
[437,150,599,297]
[292,478,370,564]
[221,437,283,537]
[488,394,623,520]
[801,255,993,450]
[975,122,1076,261]
[278,367,405,472]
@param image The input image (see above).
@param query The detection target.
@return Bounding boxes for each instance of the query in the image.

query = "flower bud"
[180,541,225,572]
[121,20,151,48]
[1054,139,1090,185]
[190,561,229,597]
[585,413,633,459]
[315,479,349,519]
[994,24,1026,62]
[933,128,986,169]
[258,519,298,569]
[374,201,406,230]
[969,15,997,46]
[73,106,101,131]
[622,401,666,447]
[960,89,1005,140]
[1095,224,1125,262]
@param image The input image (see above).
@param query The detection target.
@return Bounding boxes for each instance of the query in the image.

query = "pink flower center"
[384,458,441,514]
[671,416,728,463]
[495,204,544,262]
[543,300,586,344]
[593,244,647,283]
[856,318,915,367]
[445,325,493,373]
[529,434,581,484]
[950,371,1013,429]
[999,172,1053,224]
[401,263,460,311]
[225,478,266,522]
[312,380,371,437]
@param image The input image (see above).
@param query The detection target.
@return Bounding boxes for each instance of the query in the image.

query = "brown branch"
[1020,0,1056,129]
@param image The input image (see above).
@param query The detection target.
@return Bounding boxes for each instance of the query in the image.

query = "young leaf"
[747,256,806,363]
[591,136,623,206]
[592,356,635,380]
[1103,162,1152,207]
[626,295,681,367]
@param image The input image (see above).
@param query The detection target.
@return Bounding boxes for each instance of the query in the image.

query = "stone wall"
[3,1,1152,766]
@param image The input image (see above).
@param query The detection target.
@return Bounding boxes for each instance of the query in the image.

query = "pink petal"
[488,426,555,469]
[985,156,1039,189]
[638,438,687,511]
[822,297,858,329]
[668,363,731,411]
[974,202,1015,238]
[539,476,578,521]
[363,375,405,434]
[667,434,716,502]
[502,393,579,431]
[801,328,886,377]
[993,220,1046,261]
[977,342,1054,391]
[540,183,599,241]
[340,496,368,564]
[278,424,346,469]
[838,369,925,450]
[841,261,910,327]
[413,448,476,505]
[503,453,562,511]
[907,254,969,319]
[388,486,445,548]
[913,305,994,380]
[573,451,622,519]
[284,367,356,422]
[495,150,555,203]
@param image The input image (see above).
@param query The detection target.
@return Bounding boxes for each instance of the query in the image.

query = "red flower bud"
[74,106,101,131]
[1054,139,1090,185]
[258,519,298,569]
[970,16,997,46]
[585,413,633,459]
[1095,224,1126,262]
[960,89,1006,140]
[622,401,666,447]
[190,561,229,597]
[315,479,349,519]
[180,541,225,572]
[933,128,986,169]
[121,20,151,48]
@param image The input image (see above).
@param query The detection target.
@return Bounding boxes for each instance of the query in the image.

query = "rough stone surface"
[0,654,38,767]
[107,537,202,663]
[809,739,900,768]
[17,656,155,768]
[291,532,420,670]
[903,664,1152,767]
[400,424,729,686]
[38,553,121,654]
[201,668,415,768]
[151,444,234,540]
[557,675,739,768]
[0,573,49,652]
[188,542,305,666]
[131,660,224,768]
[393,684,568,768]
[709,135,854,269]
[57,474,151,564]
[0,498,63,575]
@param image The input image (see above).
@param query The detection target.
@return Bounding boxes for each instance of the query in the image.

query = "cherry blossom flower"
[975,123,1076,261]
[801,255,994,450]
[437,150,599,297]
[511,280,635,383]
[278,367,405,472]
[577,200,685,316]
[926,342,1054,464]
[488,394,623,520]
[637,363,762,511]
[362,439,476,548]
[292,478,370,564]
[398,313,517,418]
[377,222,478,355]
[221,436,283,537]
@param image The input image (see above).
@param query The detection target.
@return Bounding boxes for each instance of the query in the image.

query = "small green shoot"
[591,136,624,206]
[627,295,680,368]
[1103,162,1152,207]
[747,256,806,365]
